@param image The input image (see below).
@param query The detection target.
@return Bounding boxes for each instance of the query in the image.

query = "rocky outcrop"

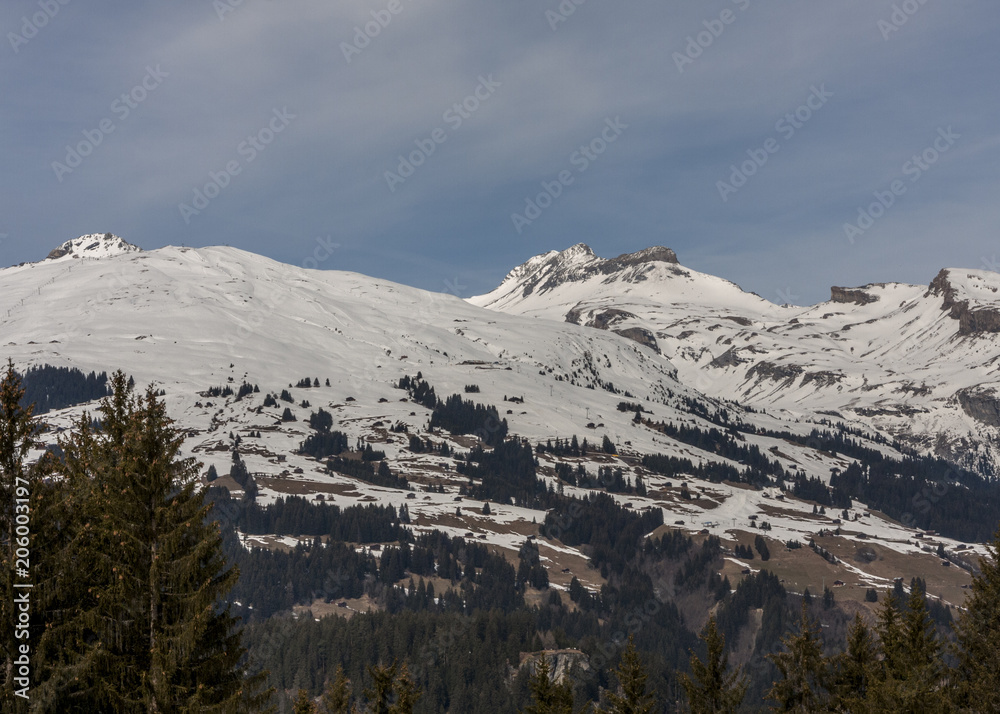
[613,327,659,352]
[958,308,1000,335]
[563,306,659,350]
[831,286,879,305]
[746,361,803,384]
[927,269,958,306]
[928,269,1000,336]
[518,649,591,685]
[44,233,141,262]
[587,308,636,330]
[605,246,678,270]
[801,371,845,388]
[510,244,681,298]
[710,347,745,368]
[957,388,1000,428]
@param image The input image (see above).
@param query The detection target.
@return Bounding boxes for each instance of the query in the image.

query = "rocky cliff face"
[604,246,678,270]
[518,650,591,685]
[928,268,1000,335]
[958,388,1000,428]
[613,327,659,351]
[959,309,1000,334]
[831,286,880,305]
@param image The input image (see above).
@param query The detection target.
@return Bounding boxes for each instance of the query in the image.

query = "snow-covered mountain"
[0,236,991,609]
[44,232,141,262]
[471,244,1000,471]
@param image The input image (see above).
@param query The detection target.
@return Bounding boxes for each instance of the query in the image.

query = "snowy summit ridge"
[478,243,681,305]
[45,233,140,262]
[472,244,1000,472]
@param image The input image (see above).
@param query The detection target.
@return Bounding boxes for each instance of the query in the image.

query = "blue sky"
[2,1,998,304]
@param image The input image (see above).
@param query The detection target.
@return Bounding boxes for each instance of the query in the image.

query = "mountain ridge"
[2,236,994,626]
[472,245,1000,472]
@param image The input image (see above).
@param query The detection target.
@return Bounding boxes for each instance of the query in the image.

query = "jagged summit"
[607,246,678,268]
[483,244,684,304]
[927,268,1000,335]
[45,233,141,262]
[472,246,1000,470]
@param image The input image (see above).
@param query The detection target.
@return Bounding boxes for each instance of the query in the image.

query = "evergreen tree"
[361,661,419,714]
[901,584,943,679]
[953,525,1000,712]
[601,636,655,714]
[680,616,746,714]
[753,534,770,562]
[522,655,574,714]
[36,373,272,711]
[828,614,877,711]
[322,665,352,713]
[0,361,50,703]
[870,591,905,689]
[865,587,951,712]
[294,688,318,714]
[767,602,830,712]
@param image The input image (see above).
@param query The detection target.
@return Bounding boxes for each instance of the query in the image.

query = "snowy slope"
[471,245,1000,471]
[0,237,988,608]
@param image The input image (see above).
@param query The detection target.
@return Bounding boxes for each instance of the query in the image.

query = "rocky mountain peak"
[607,246,679,269]
[554,243,596,263]
[45,233,141,262]
[927,268,1000,335]
[492,244,682,300]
